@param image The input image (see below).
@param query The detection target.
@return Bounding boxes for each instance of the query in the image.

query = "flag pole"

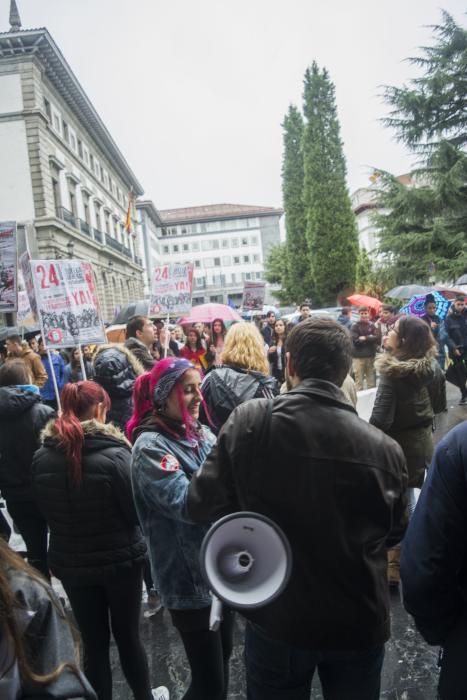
[78,344,87,380]
[164,313,170,358]
[47,349,62,413]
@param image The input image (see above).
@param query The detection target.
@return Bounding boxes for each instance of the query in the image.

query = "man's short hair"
[455,294,465,302]
[286,317,352,386]
[126,315,147,339]
[266,310,275,318]
[358,306,369,313]
[299,302,310,310]
[5,334,21,344]
[341,307,351,315]
[381,304,393,313]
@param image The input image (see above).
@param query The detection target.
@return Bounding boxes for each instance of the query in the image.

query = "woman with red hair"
[32,381,168,700]
[129,358,234,700]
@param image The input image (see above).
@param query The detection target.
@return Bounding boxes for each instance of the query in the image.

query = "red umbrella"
[179,303,241,325]
[347,294,383,314]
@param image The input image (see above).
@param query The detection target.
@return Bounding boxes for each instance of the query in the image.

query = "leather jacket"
[186,378,408,650]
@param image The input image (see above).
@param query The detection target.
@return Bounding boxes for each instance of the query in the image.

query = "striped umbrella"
[400,291,450,320]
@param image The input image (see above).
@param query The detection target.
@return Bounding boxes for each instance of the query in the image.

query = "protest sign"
[17,291,36,327]
[0,222,17,312]
[242,281,265,311]
[30,259,106,348]
[149,263,193,316]
[19,251,38,321]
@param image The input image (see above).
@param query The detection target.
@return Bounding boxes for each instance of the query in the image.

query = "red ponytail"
[54,381,111,484]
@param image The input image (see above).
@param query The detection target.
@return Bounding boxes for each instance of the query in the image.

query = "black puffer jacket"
[201,364,278,434]
[0,386,54,502]
[370,351,446,487]
[32,420,146,584]
[93,344,144,431]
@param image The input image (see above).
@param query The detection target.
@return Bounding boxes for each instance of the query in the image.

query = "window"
[83,148,89,165]
[231,273,237,283]
[231,238,239,248]
[214,257,221,266]
[255,271,262,279]
[222,256,231,265]
[69,133,76,151]
[243,255,250,263]
[204,258,214,268]
[181,226,188,235]
[62,120,69,142]
[161,228,167,237]
[83,193,90,224]
[212,240,219,249]
[251,236,259,245]
[173,244,179,253]
[104,210,110,235]
[90,154,95,171]
[44,98,51,121]
[78,139,83,159]
[245,272,252,280]
[241,237,248,246]
[69,186,77,220]
[233,256,240,265]
[194,260,201,268]
[183,243,189,252]
[103,171,109,187]
[51,177,61,216]
[221,239,229,248]
[94,202,101,230]
[163,245,169,254]
[52,113,60,132]
[192,242,200,252]
[202,240,212,251]
[200,223,207,233]
[191,224,198,233]
[253,254,260,263]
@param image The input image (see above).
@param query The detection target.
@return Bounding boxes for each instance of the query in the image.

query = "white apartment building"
[0,6,145,320]
[137,203,283,306]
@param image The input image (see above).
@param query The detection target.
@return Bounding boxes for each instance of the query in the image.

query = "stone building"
[0,3,145,321]
[137,202,283,306]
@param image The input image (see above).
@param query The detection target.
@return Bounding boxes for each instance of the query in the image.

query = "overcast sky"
[9,0,466,209]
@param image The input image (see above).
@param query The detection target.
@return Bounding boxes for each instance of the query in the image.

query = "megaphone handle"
[209,595,223,632]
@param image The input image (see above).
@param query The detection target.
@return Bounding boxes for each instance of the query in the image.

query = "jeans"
[245,622,385,700]
[64,565,153,700]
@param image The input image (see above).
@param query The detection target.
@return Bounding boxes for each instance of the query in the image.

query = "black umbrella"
[113,300,150,324]
[0,325,41,343]
[455,274,467,286]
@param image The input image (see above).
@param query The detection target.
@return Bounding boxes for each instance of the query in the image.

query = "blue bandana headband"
[153,358,194,408]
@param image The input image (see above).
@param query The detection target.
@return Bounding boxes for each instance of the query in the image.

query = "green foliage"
[355,246,397,298]
[282,105,311,301]
[263,243,292,304]
[377,12,467,284]
[302,63,358,306]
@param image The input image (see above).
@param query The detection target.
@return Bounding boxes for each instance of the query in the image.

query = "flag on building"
[124,191,134,234]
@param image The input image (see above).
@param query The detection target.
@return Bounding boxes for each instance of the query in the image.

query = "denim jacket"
[131,425,216,609]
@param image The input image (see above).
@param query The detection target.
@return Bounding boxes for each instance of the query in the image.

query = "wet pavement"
[110,384,467,698]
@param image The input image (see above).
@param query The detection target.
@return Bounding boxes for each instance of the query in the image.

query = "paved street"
[108,381,467,700]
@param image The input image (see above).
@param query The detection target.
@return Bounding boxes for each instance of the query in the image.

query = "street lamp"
[67,240,74,258]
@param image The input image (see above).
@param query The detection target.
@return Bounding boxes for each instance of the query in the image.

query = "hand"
[209,345,216,354]
[268,345,277,354]
[454,349,462,357]
[430,322,438,329]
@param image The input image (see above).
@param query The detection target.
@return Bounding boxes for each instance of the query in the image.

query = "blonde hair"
[220,322,269,374]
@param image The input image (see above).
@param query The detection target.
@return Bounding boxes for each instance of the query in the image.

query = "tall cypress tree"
[302,62,358,306]
[281,105,310,302]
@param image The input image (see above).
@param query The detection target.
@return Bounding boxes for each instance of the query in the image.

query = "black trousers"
[64,565,153,700]
[6,500,49,579]
[170,606,235,700]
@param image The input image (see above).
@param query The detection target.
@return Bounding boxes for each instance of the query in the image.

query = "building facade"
[0,14,145,321]
[137,203,283,306]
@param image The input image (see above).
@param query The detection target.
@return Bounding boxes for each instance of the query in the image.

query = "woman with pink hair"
[128,358,234,700]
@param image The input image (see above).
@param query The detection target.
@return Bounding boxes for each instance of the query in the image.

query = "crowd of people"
[0,295,467,699]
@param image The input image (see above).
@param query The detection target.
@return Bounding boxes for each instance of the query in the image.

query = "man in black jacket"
[124,315,156,371]
[187,317,407,700]
[444,295,467,403]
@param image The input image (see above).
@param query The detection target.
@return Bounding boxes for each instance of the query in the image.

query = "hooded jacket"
[124,336,156,371]
[370,352,446,487]
[0,569,96,699]
[32,420,146,585]
[93,344,144,431]
[186,379,408,650]
[0,387,54,502]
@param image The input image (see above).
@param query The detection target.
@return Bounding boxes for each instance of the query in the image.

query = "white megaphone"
[200,512,292,631]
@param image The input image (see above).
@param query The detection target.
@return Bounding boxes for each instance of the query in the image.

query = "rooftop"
[158,203,283,224]
[0,27,144,195]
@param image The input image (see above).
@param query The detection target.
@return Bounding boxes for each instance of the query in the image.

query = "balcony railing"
[135,256,143,266]
[105,234,124,253]
[79,220,91,237]
[57,206,78,228]
[93,228,103,243]
[122,247,132,259]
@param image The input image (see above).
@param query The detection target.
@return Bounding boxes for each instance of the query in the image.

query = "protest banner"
[30,259,106,348]
[17,291,36,327]
[149,262,194,317]
[242,281,265,311]
[0,222,17,312]
[19,251,38,321]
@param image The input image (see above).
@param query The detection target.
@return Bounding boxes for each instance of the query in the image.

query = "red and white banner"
[149,262,194,316]
[0,222,17,312]
[30,259,106,348]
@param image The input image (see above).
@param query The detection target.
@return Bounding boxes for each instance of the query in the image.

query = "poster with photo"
[30,259,106,348]
[242,281,265,311]
[0,222,17,312]
[149,262,194,316]
[19,250,38,321]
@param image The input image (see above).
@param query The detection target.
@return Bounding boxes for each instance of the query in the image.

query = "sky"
[7,0,466,210]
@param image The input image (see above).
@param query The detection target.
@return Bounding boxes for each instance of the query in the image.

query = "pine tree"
[376,12,467,283]
[302,63,358,305]
[264,243,292,304]
[281,105,310,302]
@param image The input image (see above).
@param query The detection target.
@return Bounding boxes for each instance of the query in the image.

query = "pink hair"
[126,358,206,443]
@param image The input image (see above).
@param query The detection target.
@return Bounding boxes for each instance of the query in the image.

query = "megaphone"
[200,512,292,631]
